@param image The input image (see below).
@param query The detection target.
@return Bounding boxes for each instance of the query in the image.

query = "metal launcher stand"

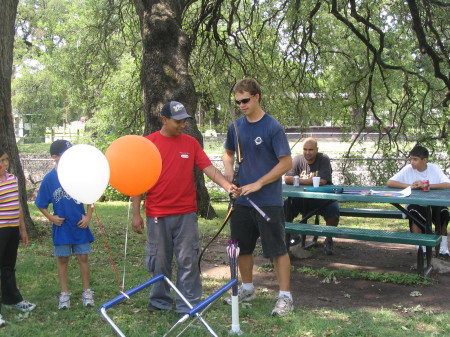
[99,244,241,336]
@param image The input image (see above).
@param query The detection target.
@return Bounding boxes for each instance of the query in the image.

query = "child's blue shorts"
[54,242,92,257]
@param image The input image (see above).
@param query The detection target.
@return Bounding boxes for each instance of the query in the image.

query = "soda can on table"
[294,175,300,187]
[422,180,430,192]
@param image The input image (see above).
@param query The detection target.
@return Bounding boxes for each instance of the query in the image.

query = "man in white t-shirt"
[387,146,450,256]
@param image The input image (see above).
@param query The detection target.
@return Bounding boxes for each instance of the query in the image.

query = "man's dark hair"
[233,78,262,102]
[409,145,429,159]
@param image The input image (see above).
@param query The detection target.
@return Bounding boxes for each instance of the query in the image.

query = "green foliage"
[207,188,229,202]
[204,176,228,202]
[10,1,450,210]
[367,156,406,186]
[186,0,449,161]
[17,143,51,154]
[297,266,431,286]
[12,68,67,142]
[101,185,130,202]
[14,0,142,146]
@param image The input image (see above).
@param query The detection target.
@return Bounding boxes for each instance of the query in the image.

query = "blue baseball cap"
[161,101,191,120]
[50,140,72,156]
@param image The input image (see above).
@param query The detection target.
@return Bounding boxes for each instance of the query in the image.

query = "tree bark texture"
[0,0,36,236]
[133,0,216,218]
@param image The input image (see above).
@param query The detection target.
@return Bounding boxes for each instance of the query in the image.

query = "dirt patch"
[200,236,450,313]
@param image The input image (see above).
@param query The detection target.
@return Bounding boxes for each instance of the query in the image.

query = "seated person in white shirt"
[387,145,450,256]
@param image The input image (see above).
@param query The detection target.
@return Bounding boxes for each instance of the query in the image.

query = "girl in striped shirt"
[0,148,35,327]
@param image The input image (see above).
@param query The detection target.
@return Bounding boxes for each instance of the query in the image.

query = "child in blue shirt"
[35,140,95,309]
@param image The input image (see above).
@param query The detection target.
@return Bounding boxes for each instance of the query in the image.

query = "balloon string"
[121,198,132,291]
[93,204,123,291]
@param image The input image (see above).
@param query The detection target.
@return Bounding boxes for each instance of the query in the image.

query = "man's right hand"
[132,215,145,234]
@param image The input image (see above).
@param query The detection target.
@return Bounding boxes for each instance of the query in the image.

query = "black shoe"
[324,239,334,255]
[147,303,165,313]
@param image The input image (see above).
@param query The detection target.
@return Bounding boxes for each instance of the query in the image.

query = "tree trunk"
[133,0,216,219]
[0,0,37,236]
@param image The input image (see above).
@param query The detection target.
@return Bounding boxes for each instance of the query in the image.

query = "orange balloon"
[105,135,162,196]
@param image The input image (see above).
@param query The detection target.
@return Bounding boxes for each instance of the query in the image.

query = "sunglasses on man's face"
[235,95,254,105]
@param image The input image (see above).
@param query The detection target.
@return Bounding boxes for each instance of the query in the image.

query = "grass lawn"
[2,201,449,336]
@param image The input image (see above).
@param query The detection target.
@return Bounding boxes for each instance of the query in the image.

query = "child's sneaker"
[5,300,36,312]
[58,292,71,310]
[0,314,6,327]
[82,289,94,307]
[224,286,256,305]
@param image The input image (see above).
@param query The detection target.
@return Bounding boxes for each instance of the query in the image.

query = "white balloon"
[58,144,110,204]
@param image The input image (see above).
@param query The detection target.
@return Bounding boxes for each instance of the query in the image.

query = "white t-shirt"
[389,163,450,185]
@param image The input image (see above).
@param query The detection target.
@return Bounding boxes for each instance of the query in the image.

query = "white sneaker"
[4,300,36,312]
[223,286,256,305]
[82,289,94,307]
[439,248,450,256]
[0,314,6,327]
[58,292,71,310]
[271,295,294,316]
[439,236,449,256]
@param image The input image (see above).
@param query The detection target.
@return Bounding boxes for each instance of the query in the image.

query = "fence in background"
[20,153,449,198]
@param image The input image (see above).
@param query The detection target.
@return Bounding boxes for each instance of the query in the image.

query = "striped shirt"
[0,173,20,228]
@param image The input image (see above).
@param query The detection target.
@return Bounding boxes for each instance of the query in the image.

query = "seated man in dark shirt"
[284,138,339,255]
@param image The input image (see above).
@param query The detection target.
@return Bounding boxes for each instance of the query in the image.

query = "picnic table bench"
[285,222,441,276]
[287,204,405,251]
[339,207,403,219]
